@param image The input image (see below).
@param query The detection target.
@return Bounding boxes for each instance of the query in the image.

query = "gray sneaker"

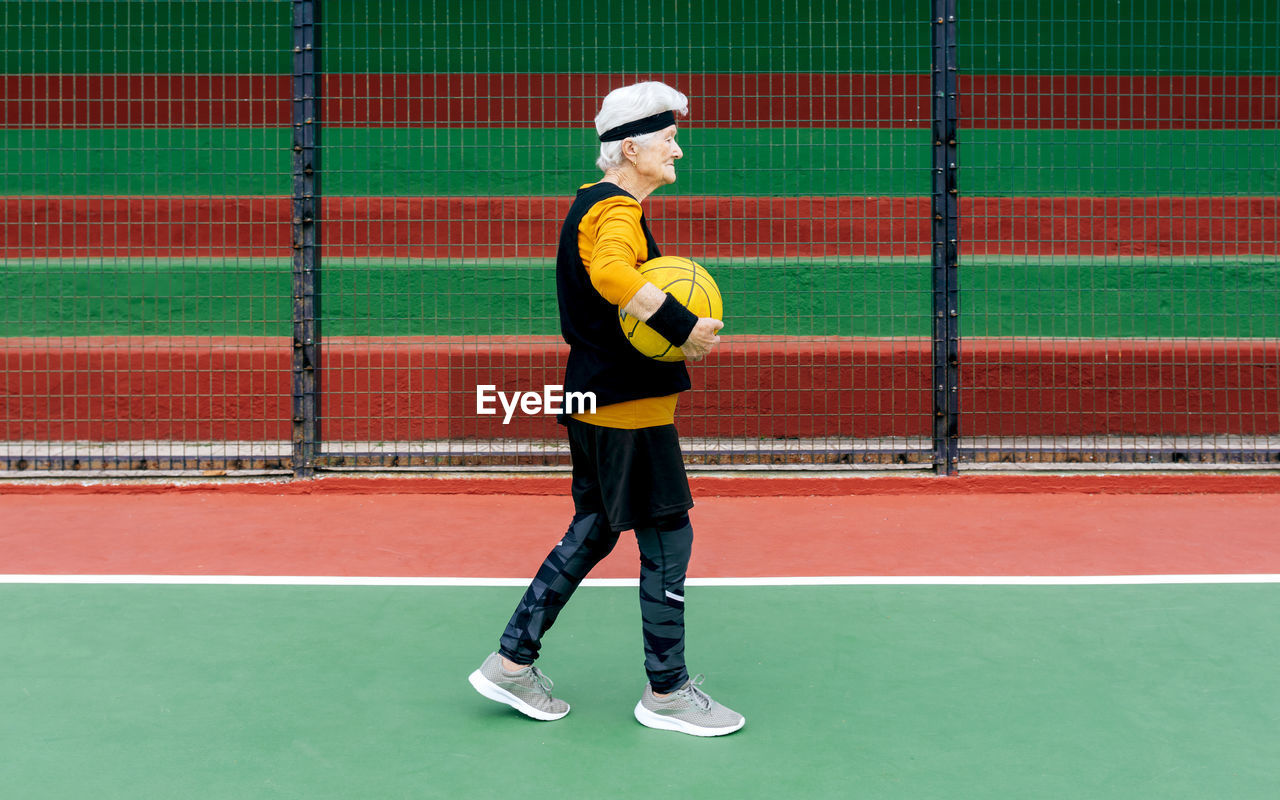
[468,652,570,721]
[633,675,745,737]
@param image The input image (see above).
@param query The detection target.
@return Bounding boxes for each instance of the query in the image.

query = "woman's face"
[632,125,683,186]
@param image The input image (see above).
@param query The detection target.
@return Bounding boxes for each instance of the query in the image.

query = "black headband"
[598,110,676,142]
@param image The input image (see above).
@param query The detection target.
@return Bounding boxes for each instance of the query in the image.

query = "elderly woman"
[469,82,742,737]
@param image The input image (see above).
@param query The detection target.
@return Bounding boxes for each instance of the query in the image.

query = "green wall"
[4,0,1276,74]
[5,258,1276,338]
[4,129,1276,197]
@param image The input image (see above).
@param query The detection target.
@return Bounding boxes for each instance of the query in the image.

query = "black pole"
[291,0,322,478]
[930,0,960,475]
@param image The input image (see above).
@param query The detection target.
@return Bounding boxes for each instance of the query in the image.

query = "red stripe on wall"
[3,74,1278,129]
[961,75,1280,130]
[4,337,1277,441]
[3,196,1277,258]
[322,73,932,127]
[0,75,290,127]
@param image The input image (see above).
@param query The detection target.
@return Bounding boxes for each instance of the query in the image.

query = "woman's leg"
[634,512,693,693]
[498,510,620,665]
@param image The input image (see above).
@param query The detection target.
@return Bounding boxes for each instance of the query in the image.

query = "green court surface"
[6,257,1279,339]
[3,583,1277,798]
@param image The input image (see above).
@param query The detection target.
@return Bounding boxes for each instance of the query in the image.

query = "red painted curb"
[5,196,1277,258]
[7,490,1280,579]
[3,474,1279,496]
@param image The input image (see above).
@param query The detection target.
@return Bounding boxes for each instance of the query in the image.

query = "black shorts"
[565,418,693,532]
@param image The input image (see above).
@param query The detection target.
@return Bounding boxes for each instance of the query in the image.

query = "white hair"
[594,82,689,172]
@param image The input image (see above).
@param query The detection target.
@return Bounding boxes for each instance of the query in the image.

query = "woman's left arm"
[623,285,723,361]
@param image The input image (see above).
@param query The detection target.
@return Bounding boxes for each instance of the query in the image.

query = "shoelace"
[526,665,555,696]
[674,674,712,711]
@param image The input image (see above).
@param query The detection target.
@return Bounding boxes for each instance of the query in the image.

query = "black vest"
[556,182,691,411]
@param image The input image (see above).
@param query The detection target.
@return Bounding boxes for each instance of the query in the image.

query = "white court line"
[1,574,1279,587]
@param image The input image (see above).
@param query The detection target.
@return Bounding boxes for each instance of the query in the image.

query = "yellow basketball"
[619,256,723,362]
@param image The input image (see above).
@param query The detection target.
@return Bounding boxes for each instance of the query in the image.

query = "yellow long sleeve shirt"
[570,185,680,429]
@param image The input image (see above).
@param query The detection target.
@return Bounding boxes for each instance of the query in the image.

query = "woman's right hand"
[681,318,724,361]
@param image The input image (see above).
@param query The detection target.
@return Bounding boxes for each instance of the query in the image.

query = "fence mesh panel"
[1,0,293,472]
[960,0,1280,468]
[1,0,1275,475]
[315,0,933,470]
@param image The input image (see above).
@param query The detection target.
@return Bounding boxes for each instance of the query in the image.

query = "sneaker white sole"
[633,701,746,737]
[468,669,569,721]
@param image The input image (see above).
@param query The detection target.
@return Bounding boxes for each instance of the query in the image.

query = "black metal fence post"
[291,0,322,477]
[931,0,960,475]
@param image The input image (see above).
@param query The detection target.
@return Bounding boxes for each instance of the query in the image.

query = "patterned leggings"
[498,510,693,694]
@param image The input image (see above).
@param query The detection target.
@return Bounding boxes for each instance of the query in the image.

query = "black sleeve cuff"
[645,292,700,347]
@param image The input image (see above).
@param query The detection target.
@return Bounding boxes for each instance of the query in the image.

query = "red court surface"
[3,475,1279,579]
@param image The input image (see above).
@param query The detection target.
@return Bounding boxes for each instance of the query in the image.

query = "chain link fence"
[2,0,1276,476]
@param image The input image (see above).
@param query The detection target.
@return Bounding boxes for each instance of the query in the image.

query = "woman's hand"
[680,318,724,361]
[622,283,722,360]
